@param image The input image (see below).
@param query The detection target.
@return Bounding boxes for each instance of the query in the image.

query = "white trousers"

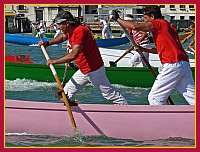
[102,24,114,39]
[64,66,128,105]
[148,61,195,105]
[129,44,151,67]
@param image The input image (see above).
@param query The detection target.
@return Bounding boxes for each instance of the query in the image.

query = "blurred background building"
[5,4,195,33]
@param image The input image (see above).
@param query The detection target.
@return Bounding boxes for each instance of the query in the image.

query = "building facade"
[5,4,195,33]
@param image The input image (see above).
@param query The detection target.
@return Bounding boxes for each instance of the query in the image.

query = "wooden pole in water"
[40,44,77,134]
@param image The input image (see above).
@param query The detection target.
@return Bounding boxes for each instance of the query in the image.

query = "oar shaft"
[41,45,57,75]
[189,47,195,53]
[40,45,77,132]
[62,63,69,87]
[114,45,134,64]
[54,76,77,130]
[137,52,157,78]
[62,47,70,87]
[114,52,127,63]
[118,22,174,105]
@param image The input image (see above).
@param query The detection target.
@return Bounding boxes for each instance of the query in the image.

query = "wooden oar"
[188,47,195,56]
[40,44,77,134]
[118,21,174,105]
[189,47,195,53]
[186,50,195,55]
[109,45,134,67]
[61,63,69,87]
[61,46,70,87]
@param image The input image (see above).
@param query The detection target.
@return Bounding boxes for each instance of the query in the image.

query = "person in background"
[36,20,46,38]
[50,20,61,38]
[112,5,194,105]
[38,10,128,105]
[99,18,114,39]
[124,14,151,67]
[43,20,47,31]
[106,17,114,38]
[31,21,38,35]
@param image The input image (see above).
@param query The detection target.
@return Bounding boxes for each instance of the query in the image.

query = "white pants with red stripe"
[148,61,195,105]
[64,66,128,105]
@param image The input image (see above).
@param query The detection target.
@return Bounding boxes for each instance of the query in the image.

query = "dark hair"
[142,5,162,19]
[55,10,82,26]
[56,10,74,21]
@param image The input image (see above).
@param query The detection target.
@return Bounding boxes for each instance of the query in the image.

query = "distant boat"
[62,36,130,47]
[42,33,106,39]
[6,33,129,48]
[5,33,58,46]
[5,99,195,141]
[95,36,129,47]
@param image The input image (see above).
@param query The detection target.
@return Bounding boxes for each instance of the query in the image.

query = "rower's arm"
[38,33,68,48]
[46,44,82,65]
[48,33,68,45]
[117,18,154,32]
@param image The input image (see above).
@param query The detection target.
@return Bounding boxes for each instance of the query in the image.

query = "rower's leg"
[175,62,195,105]
[64,69,89,101]
[148,62,184,105]
[88,66,128,105]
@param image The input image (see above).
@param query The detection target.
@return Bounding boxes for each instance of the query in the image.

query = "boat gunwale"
[6,99,195,113]
[5,61,195,72]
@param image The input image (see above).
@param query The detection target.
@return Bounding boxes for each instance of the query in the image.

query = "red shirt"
[150,19,189,64]
[67,25,104,74]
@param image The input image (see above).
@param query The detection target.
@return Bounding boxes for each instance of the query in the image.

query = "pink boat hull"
[5,99,195,141]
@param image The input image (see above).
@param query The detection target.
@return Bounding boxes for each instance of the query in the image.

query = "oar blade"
[109,61,117,67]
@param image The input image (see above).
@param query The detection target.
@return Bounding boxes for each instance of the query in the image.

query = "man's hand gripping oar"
[38,38,77,134]
[112,10,174,105]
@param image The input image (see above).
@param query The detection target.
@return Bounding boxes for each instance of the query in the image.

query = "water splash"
[6,79,57,91]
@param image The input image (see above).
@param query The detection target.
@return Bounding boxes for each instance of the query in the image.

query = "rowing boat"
[94,31,190,42]
[5,62,195,87]
[99,47,195,67]
[59,47,195,67]
[5,99,195,141]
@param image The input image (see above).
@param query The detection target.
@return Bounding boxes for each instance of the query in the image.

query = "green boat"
[5,62,195,87]
[45,33,56,38]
